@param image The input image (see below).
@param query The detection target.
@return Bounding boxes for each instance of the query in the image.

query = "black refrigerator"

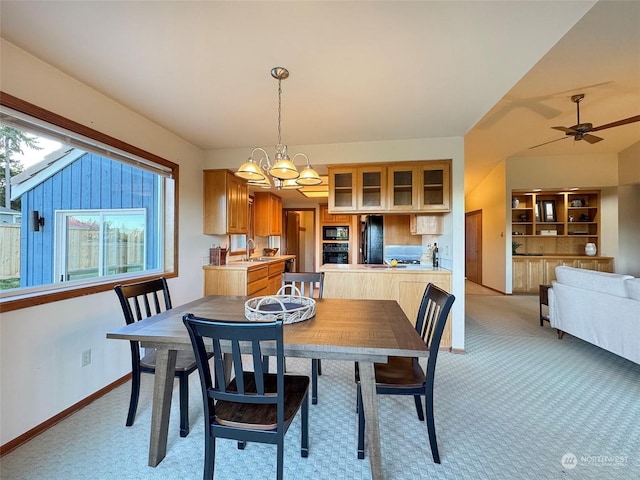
[362,215,384,264]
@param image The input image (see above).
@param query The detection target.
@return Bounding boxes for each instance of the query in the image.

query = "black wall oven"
[322,242,349,264]
[322,225,349,241]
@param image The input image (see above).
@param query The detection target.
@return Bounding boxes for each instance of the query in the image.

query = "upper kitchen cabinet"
[328,167,356,211]
[328,160,451,214]
[357,165,387,211]
[254,191,283,236]
[319,204,352,224]
[203,169,248,235]
[418,161,451,211]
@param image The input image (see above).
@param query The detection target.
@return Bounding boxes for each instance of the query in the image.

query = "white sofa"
[548,266,640,365]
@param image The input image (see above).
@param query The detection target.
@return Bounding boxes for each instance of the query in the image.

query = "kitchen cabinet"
[319,265,452,348]
[203,257,292,296]
[512,255,614,293]
[319,204,352,224]
[512,190,600,255]
[254,192,282,236]
[203,169,248,235]
[328,167,356,211]
[410,215,443,235]
[328,160,451,214]
[419,161,451,211]
[357,165,387,211]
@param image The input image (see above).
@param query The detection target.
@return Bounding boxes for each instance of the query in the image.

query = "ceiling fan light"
[235,158,265,181]
[296,165,323,186]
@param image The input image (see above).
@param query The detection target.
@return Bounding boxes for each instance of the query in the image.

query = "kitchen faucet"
[246,238,255,261]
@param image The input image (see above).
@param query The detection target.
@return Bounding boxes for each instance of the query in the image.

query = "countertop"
[203,254,296,270]
[319,263,450,273]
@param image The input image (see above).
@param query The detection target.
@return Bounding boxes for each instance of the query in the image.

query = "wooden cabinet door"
[418,161,451,211]
[328,167,356,212]
[320,204,352,223]
[356,166,386,211]
[388,165,419,211]
[255,192,282,236]
[270,195,282,235]
[203,169,248,235]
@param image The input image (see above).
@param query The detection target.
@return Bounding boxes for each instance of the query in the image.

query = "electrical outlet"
[81,349,91,367]
[444,245,450,256]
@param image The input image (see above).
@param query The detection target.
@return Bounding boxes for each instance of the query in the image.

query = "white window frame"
[54,208,155,284]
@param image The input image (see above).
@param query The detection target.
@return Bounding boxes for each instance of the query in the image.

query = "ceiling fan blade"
[551,126,575,133]
[591,115,640,132]
[529,137,569,149]
[582,134,603,144]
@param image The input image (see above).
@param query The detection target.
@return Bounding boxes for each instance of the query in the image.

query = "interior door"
[285,211,300,270]
[465,210,482,284]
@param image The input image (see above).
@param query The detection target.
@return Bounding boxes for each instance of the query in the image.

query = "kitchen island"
[319,264,453,349]
[203,255,296,296]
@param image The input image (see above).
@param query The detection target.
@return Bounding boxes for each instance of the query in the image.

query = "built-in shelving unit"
[511,190,600,256]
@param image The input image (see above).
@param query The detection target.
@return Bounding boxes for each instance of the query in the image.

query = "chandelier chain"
[277,78,282,149]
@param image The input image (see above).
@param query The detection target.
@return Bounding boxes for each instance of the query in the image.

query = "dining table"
[106,294,429,480]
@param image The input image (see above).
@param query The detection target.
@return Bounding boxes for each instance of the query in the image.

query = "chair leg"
[317,358,322,375]
[413,394,425,421]
[356,383,365,460]
[179,374,190,437]
[126,368,141,427]
[301,392,309,457]
[311,359,319,405]
[277,438,284,480]
[237,441,246,449]
[204,434,215,480]
[425,387,440,464]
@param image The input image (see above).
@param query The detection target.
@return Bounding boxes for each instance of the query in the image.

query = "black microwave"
[322,225,349,241]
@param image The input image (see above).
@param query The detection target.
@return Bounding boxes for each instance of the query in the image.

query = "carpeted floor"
[2,292,639,480]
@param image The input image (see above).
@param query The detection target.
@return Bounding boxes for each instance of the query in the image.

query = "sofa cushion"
[555,266,633,298]
[625,278,640,301]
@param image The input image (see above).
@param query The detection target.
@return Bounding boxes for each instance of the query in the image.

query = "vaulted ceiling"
[1,1,638,196]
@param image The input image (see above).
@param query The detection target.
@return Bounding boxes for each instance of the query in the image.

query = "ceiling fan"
[529,94,640,149]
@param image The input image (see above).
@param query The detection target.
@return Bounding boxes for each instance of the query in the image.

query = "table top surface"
[107,295,428,362]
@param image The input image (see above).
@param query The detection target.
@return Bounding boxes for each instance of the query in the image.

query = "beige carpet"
[465,280,501,295]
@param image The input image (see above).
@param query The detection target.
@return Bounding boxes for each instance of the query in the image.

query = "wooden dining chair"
[183,314,310,480]
[114,277,199,437]
[355,282,455,463]
[281,272,324,404]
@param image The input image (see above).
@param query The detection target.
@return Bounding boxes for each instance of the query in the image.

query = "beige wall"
[617,142,640,275]
[466,160,508,292]
[0,40,207,445]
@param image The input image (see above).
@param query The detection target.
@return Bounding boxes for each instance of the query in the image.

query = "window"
[0,93,178,312]
[56,209,149,282]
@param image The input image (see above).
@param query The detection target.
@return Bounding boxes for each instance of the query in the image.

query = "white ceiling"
[1,1,639,198]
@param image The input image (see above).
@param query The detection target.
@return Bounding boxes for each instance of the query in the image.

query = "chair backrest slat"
[115,277,172,325]
[281,272,324,299]
[183,315,285,413]
[414,283,455,374]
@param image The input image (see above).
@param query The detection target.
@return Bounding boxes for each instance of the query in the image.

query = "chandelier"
[234,67,322,190]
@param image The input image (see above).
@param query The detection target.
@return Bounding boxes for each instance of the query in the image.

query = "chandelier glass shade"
[235,67,322,189]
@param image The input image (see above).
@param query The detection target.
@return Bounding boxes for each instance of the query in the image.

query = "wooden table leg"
[148,348,177,467]
[358,361,383,480]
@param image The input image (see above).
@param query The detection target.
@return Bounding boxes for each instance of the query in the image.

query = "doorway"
[465,210,482,285]
[283,208,317,272]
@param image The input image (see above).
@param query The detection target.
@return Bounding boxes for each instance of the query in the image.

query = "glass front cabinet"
[328,160,451,214]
